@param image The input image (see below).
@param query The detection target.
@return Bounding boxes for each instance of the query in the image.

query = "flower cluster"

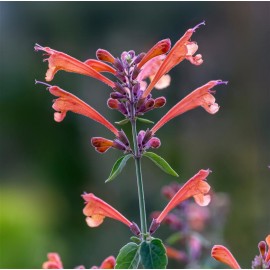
[35,21,231,268]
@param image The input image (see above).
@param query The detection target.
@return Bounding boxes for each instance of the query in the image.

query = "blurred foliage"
[0,2,269,268]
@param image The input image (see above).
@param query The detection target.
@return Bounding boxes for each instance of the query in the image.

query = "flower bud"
[133,53,146,65]
[96,49,115,64]
[114,82,127,95]
[149,218,160,235]
[110,92,125,99]
[154,97,166,108]
[118,130,130,146]
[142,129,152,145]
[131,66,140,80]
[147,137,161,149]
[107,98,119,109]
[130,222,141,236]
[132,83,140,96]
[145,98,155,109]
[114,58,124,72]
[137,130,146,148]
[118,103,128,115]
[113,139,127,151]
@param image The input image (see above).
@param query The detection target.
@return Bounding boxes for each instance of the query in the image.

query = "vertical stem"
[131,116,147,238]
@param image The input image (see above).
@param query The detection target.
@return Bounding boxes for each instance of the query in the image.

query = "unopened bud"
[258,241,266,257]
[147,137,161,149]
[96,49,115,64]
[114,82,127,95]
[107,98,119,109]
[114,58,124,72]
[110,92,125,99]
[133,53,146,65]
[142,129,152,145]
[132,83,140,96]
[145,98,155,109]
[131,66,140,80]
[137,130,146,148]
[118,130,130,146]
[113,139,127,151]
[154,97,166,108]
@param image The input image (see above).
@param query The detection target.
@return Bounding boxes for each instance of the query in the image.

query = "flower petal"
[137,39,171,69]
[82,193,132,228]
[142,22,205,98]
[211,245,241,269]
[266,235,270,262]
[151,80,227,134]
[99,256,116,269]
[155,169,211,224]
[35,44,115,87]
[48,86,119,136]
[84,59,116,75]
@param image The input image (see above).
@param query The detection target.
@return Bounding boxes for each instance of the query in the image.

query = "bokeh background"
[0,2,269,268]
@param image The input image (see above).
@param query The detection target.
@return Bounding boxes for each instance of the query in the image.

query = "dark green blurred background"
[0,2,269,268]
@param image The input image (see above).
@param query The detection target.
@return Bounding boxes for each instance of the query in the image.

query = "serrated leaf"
[140,238,168,269]
[130,236,141,245]
[143,152,179,177]
[115,242,140,269]
[105,154,132,183]
[115,118,129,125]
[137,117,155,124]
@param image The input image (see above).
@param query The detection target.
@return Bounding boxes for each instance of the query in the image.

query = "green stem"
[131,118,147,239]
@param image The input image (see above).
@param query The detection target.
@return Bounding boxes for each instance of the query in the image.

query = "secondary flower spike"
[211,245,241,269]
[150,169,211,232]
[37,83,119,136]
[34,44,115,87]
[142,21,205,98]
[82,193,133,228]
[151,80,228,134]
[42,253,63,269]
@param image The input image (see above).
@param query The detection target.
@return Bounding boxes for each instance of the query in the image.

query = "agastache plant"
[35,22,229,269]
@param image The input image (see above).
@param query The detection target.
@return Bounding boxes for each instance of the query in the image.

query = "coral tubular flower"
[42,253,63,269]
[98,256,116,269]
[44,85,118,136]
[84,59,117,75]
[34,44,115,87]
[154,169,211,225]
[252,235,270,268]
[142,21,205,98]
[211,245,241,269]
[151,80,228,134]
[137,38,171,69]
[166,246,187,262]
[82,193,132,228]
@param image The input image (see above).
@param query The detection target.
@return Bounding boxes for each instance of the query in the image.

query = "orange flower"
[142,21,205,98]
[39,84,118,136]
[98,256,116,269]
[137,38,171,69]
[211,245,241,269]
[42,253,63,269]
[82,193,132,228]
[166,246,187,262]
[84,59,116,75]
[34,44,115,87]
[151,80,227,134]
[154,169,211,225]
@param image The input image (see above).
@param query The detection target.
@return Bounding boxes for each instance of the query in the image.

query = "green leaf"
[143,152,179,177]
[105,154,132,183]
[137,117,155,124]
[115,242,140,269]
[130,236,141,245]
[115,118,129,125]
[140,238,168,269]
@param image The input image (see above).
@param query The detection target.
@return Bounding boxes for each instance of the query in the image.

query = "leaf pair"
[106,152,178,183]
[115,238,167,269]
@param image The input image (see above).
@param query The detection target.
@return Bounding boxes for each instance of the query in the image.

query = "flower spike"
[41,85,119,136]
[152,169,211,228]
[34,44,115,88]
[151,80,227,134]
[142,22,205,98]
[211,245,241,269]
[82,193,132,228]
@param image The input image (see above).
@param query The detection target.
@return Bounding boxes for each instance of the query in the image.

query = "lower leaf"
[140,238,168,269]
[115,242,140,269]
